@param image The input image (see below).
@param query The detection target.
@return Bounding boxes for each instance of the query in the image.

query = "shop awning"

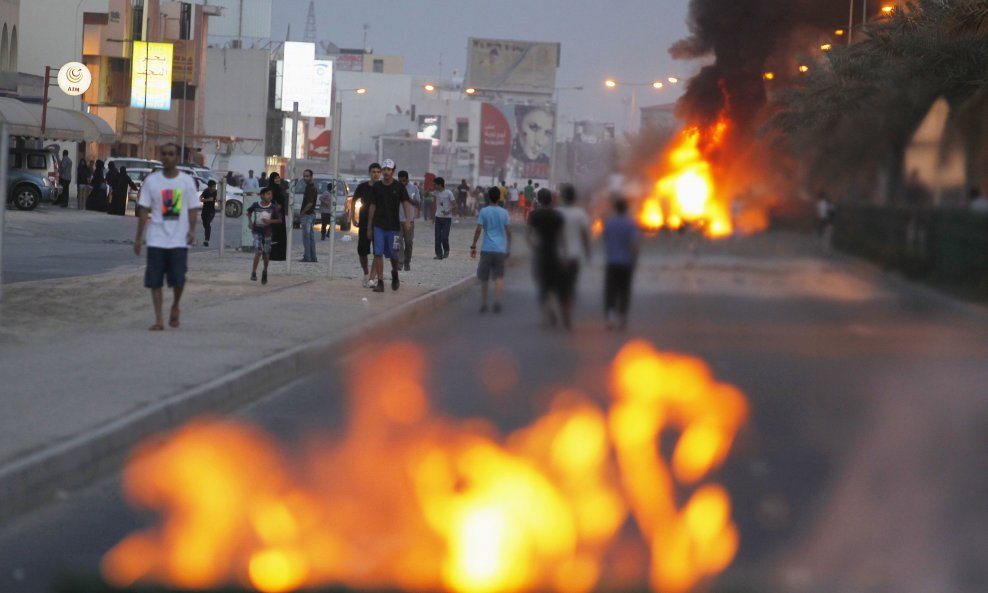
[0,97,116,143]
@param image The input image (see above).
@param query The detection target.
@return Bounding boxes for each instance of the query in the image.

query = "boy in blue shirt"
[471,186,512,313]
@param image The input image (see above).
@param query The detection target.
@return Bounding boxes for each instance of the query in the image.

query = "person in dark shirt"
[457,179,470,216]
[76,158,91,210]
[365,158,411,293]
[199,180,217,246]
[353,162,382,287]
[299,169,318,262]
[527,188,566,328]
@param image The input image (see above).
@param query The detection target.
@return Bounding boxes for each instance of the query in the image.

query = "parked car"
[106,157,161,174]
[289,175,352,230]
[7,170,58,210]
[9,147,60,203]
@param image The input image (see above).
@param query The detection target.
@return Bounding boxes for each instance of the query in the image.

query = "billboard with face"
[466,38,560,94]
[480,103,556,182]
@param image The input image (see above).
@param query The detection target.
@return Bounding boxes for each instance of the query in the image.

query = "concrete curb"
[0,273,476,524]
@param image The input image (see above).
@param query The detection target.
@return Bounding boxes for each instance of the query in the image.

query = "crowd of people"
[131,145,641,332]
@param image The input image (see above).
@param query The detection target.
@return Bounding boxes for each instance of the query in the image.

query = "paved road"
[1,204,245,284]
[1,234,987,593]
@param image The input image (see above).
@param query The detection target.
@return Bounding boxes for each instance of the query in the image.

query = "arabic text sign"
[130,41,174,110]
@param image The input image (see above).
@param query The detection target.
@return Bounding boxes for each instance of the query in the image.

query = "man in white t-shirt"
[243,170,260,192]
[134,143,202,331]
[557,183,591,327]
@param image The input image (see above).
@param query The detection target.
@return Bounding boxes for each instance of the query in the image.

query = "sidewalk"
[0,219,481,521]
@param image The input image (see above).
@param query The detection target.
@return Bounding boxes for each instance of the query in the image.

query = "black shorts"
[559,261,580,303]
[357,231,372,256]
[144,247,188,289]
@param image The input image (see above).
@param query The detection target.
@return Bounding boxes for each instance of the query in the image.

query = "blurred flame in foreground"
[639,116,767,239]
[102,340,748,593]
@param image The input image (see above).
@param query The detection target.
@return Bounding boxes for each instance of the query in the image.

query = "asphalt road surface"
[1,232,987,593]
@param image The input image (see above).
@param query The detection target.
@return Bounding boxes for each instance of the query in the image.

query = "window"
[372,59,384,73]
[131,0,144,41]
[456,120,469,143]
[27,154,47,169]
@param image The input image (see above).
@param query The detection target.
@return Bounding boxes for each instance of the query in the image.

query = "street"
[1,204,245,284]
[0,232,986,593]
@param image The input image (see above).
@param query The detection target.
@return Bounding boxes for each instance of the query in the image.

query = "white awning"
[0,97,116,144]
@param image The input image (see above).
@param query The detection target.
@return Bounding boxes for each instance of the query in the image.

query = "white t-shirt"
[138,170,202,249]
[435,189,455,218]
[558,205,590,262]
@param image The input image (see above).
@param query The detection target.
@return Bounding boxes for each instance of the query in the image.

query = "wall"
[0,0,21,92]
[336,70,413,156]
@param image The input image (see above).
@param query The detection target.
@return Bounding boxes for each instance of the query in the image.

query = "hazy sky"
[271,0,696,132]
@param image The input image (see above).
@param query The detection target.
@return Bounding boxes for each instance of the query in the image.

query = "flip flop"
[149,323,164,331]
[168,310,180,328]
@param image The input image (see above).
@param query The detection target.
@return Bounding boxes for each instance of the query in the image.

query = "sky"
[269,0,697,133]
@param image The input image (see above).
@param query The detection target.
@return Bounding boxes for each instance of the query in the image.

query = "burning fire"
[102,340,748,593]
[636,115,771,239]
[639,118,733,238]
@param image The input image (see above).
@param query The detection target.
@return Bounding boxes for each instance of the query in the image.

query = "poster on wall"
[479,102,555,182]
[308,117,331,158]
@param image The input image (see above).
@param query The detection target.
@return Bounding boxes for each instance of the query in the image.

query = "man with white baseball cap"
[365,159,412,292]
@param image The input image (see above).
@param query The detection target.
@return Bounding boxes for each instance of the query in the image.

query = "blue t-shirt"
[477,205,510,253]
[603,214,638,265]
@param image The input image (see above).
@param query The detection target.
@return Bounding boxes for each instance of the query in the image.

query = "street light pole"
[140,40,149,159]
[329,99,342,280]
[288,101,299,274]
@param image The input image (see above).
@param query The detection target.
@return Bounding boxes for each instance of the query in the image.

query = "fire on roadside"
[636,114,769,239]
[102,340,749,593]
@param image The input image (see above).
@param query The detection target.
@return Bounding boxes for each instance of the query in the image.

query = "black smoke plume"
[671,0,880,133]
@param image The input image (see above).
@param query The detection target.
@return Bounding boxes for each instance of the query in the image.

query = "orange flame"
[103,341,749,593]
[639,118,734,239]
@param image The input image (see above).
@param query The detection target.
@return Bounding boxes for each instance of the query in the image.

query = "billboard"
[278,43,332,118]
[130,42,174,110]
[479,102,555,182]
[416,115,442,146]
[279,41,315,112]
[307,60,333,118]
[466,38,560,94]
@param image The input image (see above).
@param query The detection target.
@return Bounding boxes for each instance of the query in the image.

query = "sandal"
[168,309,180,328]
[149,323,164,331]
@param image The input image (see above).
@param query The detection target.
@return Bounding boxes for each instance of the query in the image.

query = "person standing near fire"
[602,195,640,331]
[353,162,382,287]
[365,159,412,293]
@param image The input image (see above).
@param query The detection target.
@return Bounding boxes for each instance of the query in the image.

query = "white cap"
[381,158,396,170]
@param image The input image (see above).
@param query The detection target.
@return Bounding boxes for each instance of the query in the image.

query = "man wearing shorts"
[353,163,381,287]
[133,143,201,331]
[365,159,412,293]
[246,186,282,285]
[471,186,511,313]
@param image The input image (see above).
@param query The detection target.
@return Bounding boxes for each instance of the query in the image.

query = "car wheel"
[12,185,40,210]
[225,201,242,218]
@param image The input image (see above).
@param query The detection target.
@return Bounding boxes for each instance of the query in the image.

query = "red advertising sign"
[479,103,511,179]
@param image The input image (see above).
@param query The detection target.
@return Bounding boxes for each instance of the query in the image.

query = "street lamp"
[604,78,670,133]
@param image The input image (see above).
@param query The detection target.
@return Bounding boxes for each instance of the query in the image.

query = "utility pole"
[287,101,299,274]
[329,100,342,280]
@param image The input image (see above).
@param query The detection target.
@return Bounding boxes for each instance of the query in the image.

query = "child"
[246,187,282,285]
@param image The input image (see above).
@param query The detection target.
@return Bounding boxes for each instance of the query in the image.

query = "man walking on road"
[456,179,469,216]
[603,195,640,331]
[199,179,217,247]
[397,170,421,271]
[133,143,201,331]
[353,163,382,287]
[471,186,511,313]
[58,150,72,207]
[299,169,318,262]
[366,159,412,293]
[527,188,565,328]
[557,183,591,328]
[433,177,455,259]
[320,182,335,240]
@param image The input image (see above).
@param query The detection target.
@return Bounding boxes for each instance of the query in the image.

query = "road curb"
[0,273,476,524]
